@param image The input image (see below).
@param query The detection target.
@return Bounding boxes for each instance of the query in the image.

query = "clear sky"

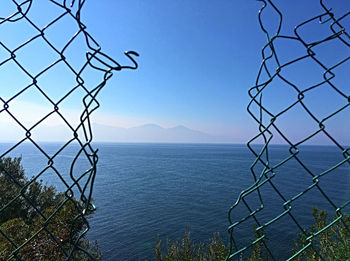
[0,0,349,144]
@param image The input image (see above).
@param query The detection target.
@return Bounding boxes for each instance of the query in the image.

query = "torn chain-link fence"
[227,0,350,260]
[0,0,138,260]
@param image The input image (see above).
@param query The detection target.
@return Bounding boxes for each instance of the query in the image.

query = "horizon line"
[0,140,346,147]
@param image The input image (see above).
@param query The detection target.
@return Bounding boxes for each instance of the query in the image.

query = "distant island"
[0,122,236,143]
[1,121,348,145]
[92,123,233,143]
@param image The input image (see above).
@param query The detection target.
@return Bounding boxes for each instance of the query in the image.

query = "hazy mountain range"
[0,122,234,143]
[1,121,349,145]
[93,123,232,143]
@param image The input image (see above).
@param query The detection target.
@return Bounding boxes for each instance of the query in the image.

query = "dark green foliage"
[154,227,268,261]
[245,225,268,261]
[155,231,229,261]
[292,206,350,260]
[155,207,350,261]
[0,157,63,223]
[0,157,101,260]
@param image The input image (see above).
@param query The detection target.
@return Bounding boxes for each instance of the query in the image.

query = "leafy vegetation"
[0,156,101,260]
[155,207,350,260]
[292,206,350,260]
[154,228,269,261]
[245,225,268,261]
[155,231,229,261]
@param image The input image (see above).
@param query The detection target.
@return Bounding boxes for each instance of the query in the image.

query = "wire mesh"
[0,0,138,260]
[227,0,350,260]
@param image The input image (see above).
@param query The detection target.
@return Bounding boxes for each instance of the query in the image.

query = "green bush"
[292,206,350,260]
[155,231,229,261]
[155,207,350,261]
[0,157,101,260]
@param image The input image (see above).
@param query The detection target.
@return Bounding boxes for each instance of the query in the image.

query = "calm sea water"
[1,142,349,260]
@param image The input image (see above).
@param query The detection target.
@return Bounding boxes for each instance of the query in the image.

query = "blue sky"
[80,0,264,137]
[0,0,349,144]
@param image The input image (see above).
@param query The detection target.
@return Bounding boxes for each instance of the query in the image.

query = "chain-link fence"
[0,0,138,260]
[1,0,350,260]
[227,0,350,260]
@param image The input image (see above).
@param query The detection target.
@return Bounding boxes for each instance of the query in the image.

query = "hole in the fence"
[319,106,350,146]
[318,166,350,207]
[63,33,98,72]
[14,37,60,77]
[0,1,18,21]
[272,36,309,66]
[34,164,70,194]
[279,56,327,92]
[0,14,39,50]
[25,0,66,29]
[77,60,108,92]
[324,57,350,98]
[35,60,78,103]
[5,91,54,129]
[0,111,26,145]
[294,14,338,45]
[43,10,80,52]
[271,154,317,197]
[57,87,92,122]
[27,112,75,142]
[255,206,294,257]
[260,75,300,116]
[4,140,50,169]
[309,37,350,68]
[301,79,348,120]
[270,103,321,145]
[0,60,33,101]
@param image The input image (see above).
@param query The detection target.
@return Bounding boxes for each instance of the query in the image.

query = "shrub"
[155,230,229,261]
[155,207,350,260]
[0,157,101,260]
[292,206,350,260]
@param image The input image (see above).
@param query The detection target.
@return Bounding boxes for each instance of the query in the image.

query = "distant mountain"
[92,123,228,143]
[1,122,231,143]
[1,121,347,145]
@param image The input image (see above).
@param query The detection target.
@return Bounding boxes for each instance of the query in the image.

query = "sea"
[0,142,349,260]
